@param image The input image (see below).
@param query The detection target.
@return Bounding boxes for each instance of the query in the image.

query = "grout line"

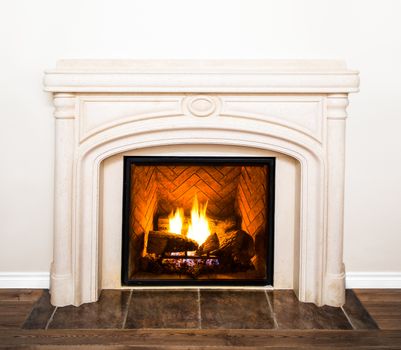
[265,290,278,329]
[341,306,356,330]
[197,289,202,329]
[45,306,57,330]
[122,289,133,329]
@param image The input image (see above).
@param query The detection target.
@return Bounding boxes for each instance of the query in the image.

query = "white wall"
[1,0,400,285]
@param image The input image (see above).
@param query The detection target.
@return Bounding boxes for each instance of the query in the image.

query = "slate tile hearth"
[343,290,379,329]
[21,289,380,330]
[268,290,353,329]
[49,290,130,329]
[126,290,199,329]
[200,290,275,329]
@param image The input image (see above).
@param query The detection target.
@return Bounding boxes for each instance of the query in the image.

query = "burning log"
[142,228,256,277]
[197,232,220,255]
[146,230,198,255]
[212,229,255,265]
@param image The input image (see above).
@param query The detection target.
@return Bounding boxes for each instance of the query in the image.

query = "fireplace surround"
[44,60,359,307]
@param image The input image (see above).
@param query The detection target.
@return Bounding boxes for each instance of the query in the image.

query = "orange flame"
[187,194,210,246]
[168,208,184,235]
[168,194,210,246]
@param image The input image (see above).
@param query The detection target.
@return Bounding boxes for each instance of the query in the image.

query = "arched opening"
[98,144,302,294]
[71,124,324,306]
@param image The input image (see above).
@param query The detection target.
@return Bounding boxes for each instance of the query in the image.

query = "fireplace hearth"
[122,157,275,285]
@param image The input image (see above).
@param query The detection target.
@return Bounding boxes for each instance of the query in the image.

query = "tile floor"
[21,289,378,330]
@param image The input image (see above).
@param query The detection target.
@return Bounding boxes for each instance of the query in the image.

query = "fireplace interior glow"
[122,157,275,286]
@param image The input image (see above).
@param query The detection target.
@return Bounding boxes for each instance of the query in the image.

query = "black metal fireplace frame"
[121,156,276,287]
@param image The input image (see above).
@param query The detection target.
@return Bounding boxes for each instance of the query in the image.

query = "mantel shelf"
[44,59,359,93]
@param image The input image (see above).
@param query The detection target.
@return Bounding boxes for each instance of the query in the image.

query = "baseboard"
[346,272,401,289]
[0,272,50,289]
[0,271,400,289]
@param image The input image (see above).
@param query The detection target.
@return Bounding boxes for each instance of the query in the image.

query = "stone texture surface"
[49,290,130,329]
[343,290,378,329]
[9,289,398,332]
[268,290,352,329]
[200,290,274,329]
[125,290,199,329]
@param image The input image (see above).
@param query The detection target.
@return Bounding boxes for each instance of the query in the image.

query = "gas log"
[197,233,220,254]
[212,229,255,265]
[150,216,255,271]
[146,230,198,255]
[143,227,256,277]
[198,229,256,266]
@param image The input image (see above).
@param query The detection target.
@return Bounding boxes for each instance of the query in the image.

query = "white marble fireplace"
[44,60,359,307]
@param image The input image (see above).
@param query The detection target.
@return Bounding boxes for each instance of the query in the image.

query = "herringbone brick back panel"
[236,165,268,276]
[236,165,268,238]
[156,165,242,218]
[130,165,158,274]
[130,165,158,237]
[130,164,268,232]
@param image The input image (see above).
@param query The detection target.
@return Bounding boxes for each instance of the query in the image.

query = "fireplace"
[122,157,275,285]
[44,60,359,307]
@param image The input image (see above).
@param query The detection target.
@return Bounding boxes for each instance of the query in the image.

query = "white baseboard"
[0,271,400,289]
[346,272,401,289]
[0,272,50,289]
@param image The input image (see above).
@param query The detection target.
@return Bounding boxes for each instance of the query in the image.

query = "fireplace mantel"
[44,60,359,307]
[45,59,359,93]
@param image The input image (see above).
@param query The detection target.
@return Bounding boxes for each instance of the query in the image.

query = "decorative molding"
[44,60,360,93]
[0,272,50,288]
[185,95,219,117]
[53,93,75,119]
[326,94,349,120]
[222,96,324,142]
[78,96,181,142]
[323,94,349,306]
[77,95,325,145]
[346,272,401,289]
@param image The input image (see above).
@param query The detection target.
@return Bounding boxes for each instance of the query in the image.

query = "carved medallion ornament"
[185,95,219,117]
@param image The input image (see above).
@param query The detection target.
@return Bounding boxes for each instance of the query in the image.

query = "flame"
[168,208,184,235]
[167,194,211,246]
[187,195,210,246]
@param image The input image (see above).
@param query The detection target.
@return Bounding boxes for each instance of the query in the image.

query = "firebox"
[122,156,275,286]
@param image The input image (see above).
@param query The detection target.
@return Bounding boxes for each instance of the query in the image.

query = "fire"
[187,195,210,246]
[168,194,210,246]
[168,208,184,235]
